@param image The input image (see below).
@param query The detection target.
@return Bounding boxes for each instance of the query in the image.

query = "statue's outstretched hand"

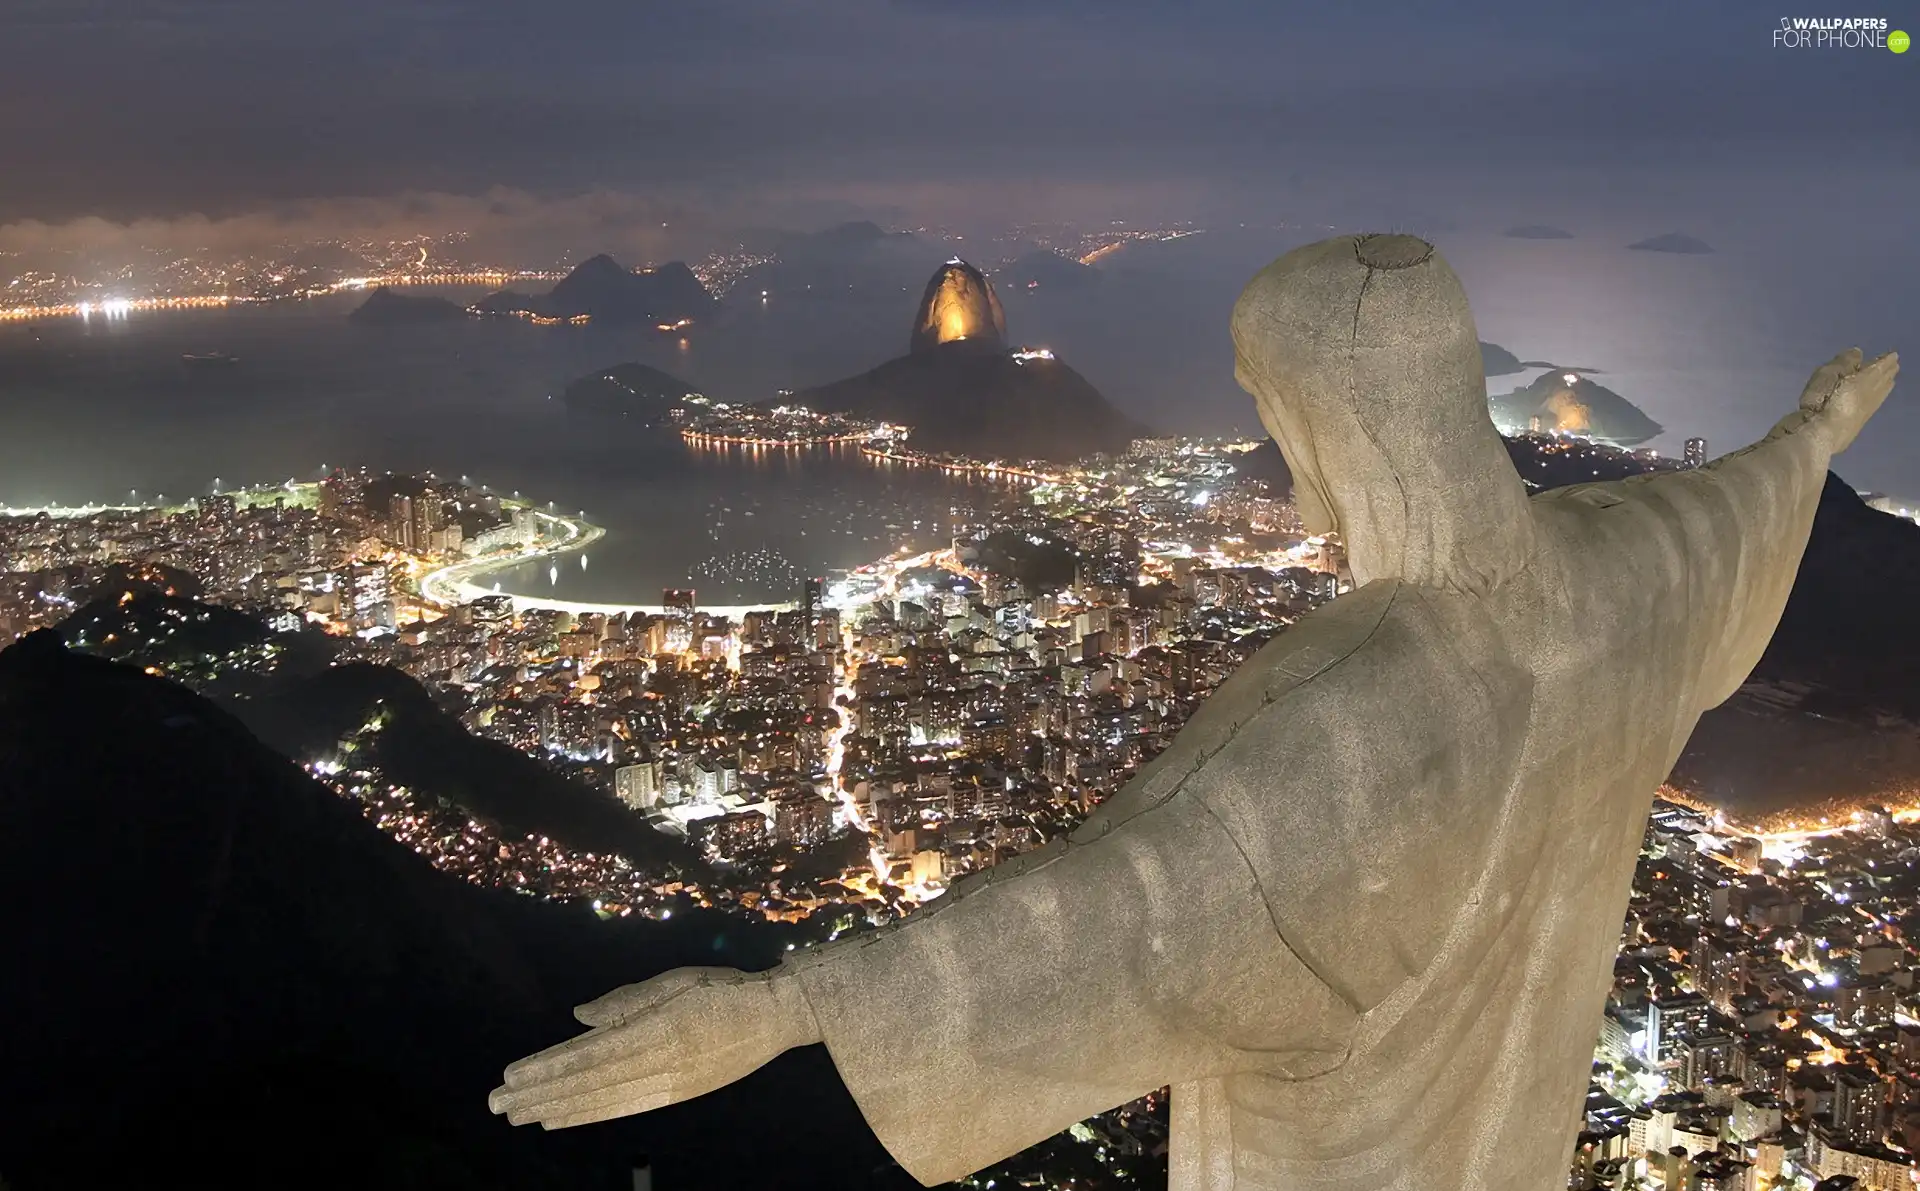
[1800,348,1899,453]
[488,967,820,1129]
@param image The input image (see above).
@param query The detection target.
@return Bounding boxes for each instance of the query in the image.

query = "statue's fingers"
[574,967,732,1027]
[501,1014,669,1092]
[1802,349,1864,411]
[541,1094,675,1131]
[508,1073,675,1127]
[492,1043,665,1117]
[500,1031,617,1092]
[495,1009,695,1114]
[1854,353,1900,404]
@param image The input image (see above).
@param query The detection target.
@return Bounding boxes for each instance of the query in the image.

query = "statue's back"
[1191,459,1834,1191]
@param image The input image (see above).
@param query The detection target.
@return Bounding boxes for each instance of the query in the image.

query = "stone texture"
[490,233,1899,1191]
[909,258,1006,354]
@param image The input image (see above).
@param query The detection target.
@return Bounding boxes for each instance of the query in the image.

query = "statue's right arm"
[1609,349,1896,711]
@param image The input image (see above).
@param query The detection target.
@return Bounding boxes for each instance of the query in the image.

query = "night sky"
[1,0,1915,486]
[2,0,1912,224]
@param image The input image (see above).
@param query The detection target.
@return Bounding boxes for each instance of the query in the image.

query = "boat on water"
[181,351,239,366]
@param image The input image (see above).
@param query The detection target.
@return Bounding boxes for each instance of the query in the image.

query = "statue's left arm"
[488,777,1358,1186]
[1619,348,1897,711]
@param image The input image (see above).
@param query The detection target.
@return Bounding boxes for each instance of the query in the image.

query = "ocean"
[0,290,1006,605]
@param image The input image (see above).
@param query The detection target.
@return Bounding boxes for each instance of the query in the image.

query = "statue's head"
[1232,233,1534,594]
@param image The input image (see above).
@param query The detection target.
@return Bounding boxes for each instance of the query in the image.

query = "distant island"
[347,286,468,325]
[1627,233,1715,255]
[476,254,713,325]
[562,362,702,427]
[1504,225,1575,240]
[1488,368,1664,446]
[796,259,1144,461]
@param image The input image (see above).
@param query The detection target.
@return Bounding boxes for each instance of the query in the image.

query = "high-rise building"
[662,588,696,652]
[1831,1066,1890,1145]
[388,494,416,550]
[413,490,444,544]
[774,796,833,848]
[1684,437,1708,469]
[318,475,346,519]
[801,576,823,639]
[343,560,392,629]
[615,760,664,810]
[1645,992,1713,1067]
[470,594,514,632]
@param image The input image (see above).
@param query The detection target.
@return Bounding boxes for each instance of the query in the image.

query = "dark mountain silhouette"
[797,339,1142,461]
[349,286,468,325]
[1490,369,1664,446]
[56,592,689,868]
[1480,341,1525,377]
[1673,480,1920,813]
[1755,474,1920,714]
[1504,225,1575,240]
[478,256,712,324]
[0,629,911,1191]
[563,362,702,426]
[1628,233,1714,255]
[59,590,333,696]
[996,250,1100,293]
[241,662,696,870]
[474,288,540,313]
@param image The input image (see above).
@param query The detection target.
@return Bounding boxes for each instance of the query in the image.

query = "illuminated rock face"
[910,259,1006,354]
[1542,384,1595,433]
[1490,370,1665,446]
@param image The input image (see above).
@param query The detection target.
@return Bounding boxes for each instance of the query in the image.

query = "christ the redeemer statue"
[489,234,1899,1191]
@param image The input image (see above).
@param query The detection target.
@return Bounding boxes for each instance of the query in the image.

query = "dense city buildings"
[0,427,1338,917]
[7,421,1913,1189]
[1578,799,1920,1190]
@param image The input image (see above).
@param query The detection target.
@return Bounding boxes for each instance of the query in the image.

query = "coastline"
[419,505,796,618]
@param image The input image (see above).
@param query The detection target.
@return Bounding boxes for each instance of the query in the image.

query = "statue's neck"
[1337,435,1537,597]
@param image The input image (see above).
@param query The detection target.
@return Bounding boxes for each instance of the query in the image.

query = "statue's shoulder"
[1076,579,1409,837]
[1085,578,1534,1011]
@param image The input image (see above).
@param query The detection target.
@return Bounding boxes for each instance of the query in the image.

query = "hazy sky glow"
[1,0,1912,226]
[1,0,1915,489]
